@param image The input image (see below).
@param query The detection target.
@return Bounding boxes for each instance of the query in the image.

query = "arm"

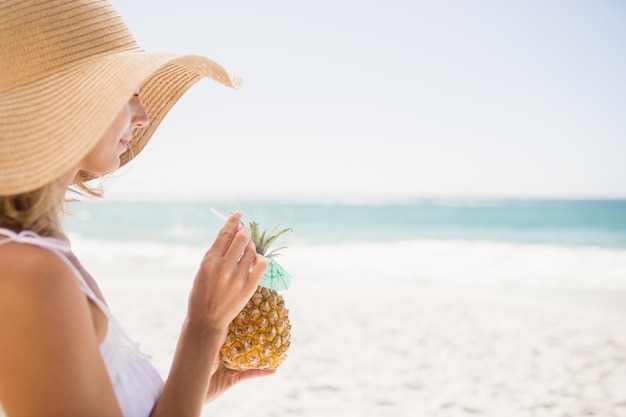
[0,245,123,417]
[150,211,270,417]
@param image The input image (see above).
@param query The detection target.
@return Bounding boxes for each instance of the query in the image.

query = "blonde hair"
[0,181,66,238]
[0,172,103,238]
[73,170,105,198]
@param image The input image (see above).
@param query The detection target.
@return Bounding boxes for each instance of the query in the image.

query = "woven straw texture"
[0,0,241,195]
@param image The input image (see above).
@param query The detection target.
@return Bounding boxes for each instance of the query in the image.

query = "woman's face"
[79,94,149,175]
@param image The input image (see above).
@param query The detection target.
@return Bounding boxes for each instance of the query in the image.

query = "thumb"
[231,368,277,383]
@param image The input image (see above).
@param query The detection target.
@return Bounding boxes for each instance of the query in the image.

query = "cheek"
[103,106,132,142]
[79,136,122,173]
[78,106,130,173]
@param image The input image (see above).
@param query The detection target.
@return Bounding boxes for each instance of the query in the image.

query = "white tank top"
[0,229,163,417]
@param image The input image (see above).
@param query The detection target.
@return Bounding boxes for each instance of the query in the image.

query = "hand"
[205,362,276,403]
[188,211,267,332]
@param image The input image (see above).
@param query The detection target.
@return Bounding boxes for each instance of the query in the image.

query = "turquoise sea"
[61,199,626,292]
[63,199,626,248]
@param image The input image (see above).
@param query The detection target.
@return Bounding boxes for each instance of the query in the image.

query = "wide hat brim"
[0,50,241,195]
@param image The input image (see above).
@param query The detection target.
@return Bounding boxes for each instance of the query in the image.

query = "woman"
[0,1,273,416]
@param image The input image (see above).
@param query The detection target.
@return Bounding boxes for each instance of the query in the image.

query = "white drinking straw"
[210,208,243,231]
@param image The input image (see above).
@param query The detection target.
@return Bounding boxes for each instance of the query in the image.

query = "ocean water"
[62,199,626,290]
[64,199,626,247]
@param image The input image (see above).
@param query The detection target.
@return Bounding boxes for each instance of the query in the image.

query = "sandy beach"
[208,291,626,417]
[74,239,626,417]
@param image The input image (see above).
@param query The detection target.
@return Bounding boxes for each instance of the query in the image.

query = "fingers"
[211,211,244,256]
[225,226,252,263]
[226,229,264,289]
[246,254,267,286]
[204,212,267,293]
[231,253,266,305]
[209,212,261,275]
[228,368,277,382]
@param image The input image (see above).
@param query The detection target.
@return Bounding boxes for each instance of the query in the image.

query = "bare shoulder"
[0,242,89,343]
[0,241,70,270]
[0,243,122,416]
[0,243,90,343]
[0,242,79,302]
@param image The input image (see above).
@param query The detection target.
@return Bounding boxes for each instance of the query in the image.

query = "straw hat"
[0,0,242,196]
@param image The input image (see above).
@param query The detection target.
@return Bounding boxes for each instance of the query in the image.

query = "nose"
[130,95,149,129]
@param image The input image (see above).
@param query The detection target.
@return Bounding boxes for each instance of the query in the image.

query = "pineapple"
[220,220,293,369]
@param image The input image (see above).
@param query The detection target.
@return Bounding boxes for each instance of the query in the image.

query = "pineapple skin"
[220,286,291,370]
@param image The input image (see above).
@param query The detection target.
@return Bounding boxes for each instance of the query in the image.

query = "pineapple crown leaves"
[249,220,293,258]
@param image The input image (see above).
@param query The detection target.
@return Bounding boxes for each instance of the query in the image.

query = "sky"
[105,0,626,202]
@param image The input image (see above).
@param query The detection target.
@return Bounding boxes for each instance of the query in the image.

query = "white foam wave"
[67,235,626,291]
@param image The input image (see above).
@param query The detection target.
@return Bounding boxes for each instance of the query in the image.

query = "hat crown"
[0,0,140,91]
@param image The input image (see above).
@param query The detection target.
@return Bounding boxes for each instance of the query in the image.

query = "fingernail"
[233,211,243,231]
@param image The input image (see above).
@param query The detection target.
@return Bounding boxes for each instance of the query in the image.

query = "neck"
[60,169,79,191]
